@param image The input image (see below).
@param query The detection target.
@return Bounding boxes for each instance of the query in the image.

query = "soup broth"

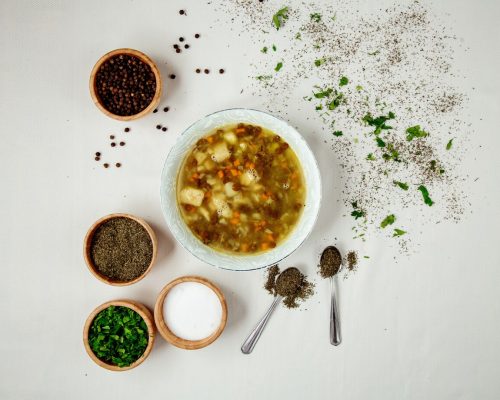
[177,123,305,254]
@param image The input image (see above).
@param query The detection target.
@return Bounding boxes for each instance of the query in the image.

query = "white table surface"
[1,0,499,399]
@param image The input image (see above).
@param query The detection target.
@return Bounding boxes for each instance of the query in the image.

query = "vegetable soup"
[177,123,306,254]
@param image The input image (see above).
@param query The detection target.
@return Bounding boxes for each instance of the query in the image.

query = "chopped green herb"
[376,137,386,148]
[406,125,429,141]
[310,13,321,22]
[362,112,395,135]
[313,88,333,98]
[256,75,272,81]
[355,85,363,91]
[275,61,283,72]
[380,214,396,228]
[382,143,400,161]
[393,228,407,237]
[351,201,365,220]
[315,104,323,110]
[261,46,268,54]
[314,58,326,66]
[295,32,302,40]
[88,306,148,368]
[332,131,343,137]
[446,138,454,150]
[339,76,349,86]
[272,44,277,51]
[366,153,376,161]
[368,50,380,56]
[417,185,434,206]
[331,12,337,21]
[393,181,409,190]
[272,7,289,30]
[328,94,343,110]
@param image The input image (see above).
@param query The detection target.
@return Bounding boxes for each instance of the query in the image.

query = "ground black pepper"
[319,246,342,278]
[346,251,358,272]
[95,54,156,116]
[264,266,314,308]
[90,217,153,282]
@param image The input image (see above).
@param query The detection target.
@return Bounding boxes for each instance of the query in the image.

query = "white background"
[1,1,500,399]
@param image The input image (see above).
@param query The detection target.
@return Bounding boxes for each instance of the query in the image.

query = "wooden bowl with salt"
[83,213,157,286]
[154,276,228,350]
[89,48,162,121]
[83,299,155,371]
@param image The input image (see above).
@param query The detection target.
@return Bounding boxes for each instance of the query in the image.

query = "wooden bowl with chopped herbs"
[83,299,155,371]
[83,213,157,286]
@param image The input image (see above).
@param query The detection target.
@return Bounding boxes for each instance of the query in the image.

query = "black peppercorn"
[95,152,101,157]
[164,107,169,112]
[175,48,181,53]
[196,68,201,73]
[195,33,200,38]
[204,69,210,74]
[156,125,161,130]
[153,108,158,113]
[103,163,109,168]
[116,163,121,168]
[111,142,116,147]
[120,141,125,146]
[179,37,184,42]
[170,74,176,79]
[110,135,115,139]
[162,127,167,132]
[95,156,100,161]
[124,127,130,132]
[179,9,185,15]
[184,44,190,49]
[219,69,225,74]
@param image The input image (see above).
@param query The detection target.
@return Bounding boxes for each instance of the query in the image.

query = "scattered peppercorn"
[95,54,156,116]
[162,127,167,132]
[219,68,225,74]
[195,33,200,38]
[184,44,190,49]
[179,10,185,15]
[95,156,100,161]
[103,163,109,168]
[204,69,210,74]
[95,152,101,156]
[175,48,181,53]
[179,37,184,42]
[110,135,115,139]
[173,44,179,49]
[120,142,125,146]
[163,107,169,112]
[169,74,176,79]
[153,108,158,113]
[111,142,116,147]
[156,125,161,130]
[124,127,130,132]
[116,163,121,168]
[196,68,201,73]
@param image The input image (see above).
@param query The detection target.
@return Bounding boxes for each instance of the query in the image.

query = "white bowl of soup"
[161,109,321,271]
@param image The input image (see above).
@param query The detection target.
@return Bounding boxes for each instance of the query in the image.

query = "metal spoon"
[241,268,294,354]
[320,246,343,346]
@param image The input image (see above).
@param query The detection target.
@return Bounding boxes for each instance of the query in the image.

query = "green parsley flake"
[393,181,409,190]
[295,32,302,40]
[356,85,363,91]
[256,75,272,81]
[406,125,429,141]
[446,138,454,150]
[363,112,396,135]
[272,44,277,51]
[313,88,333,98]
[417,185,434,206]
[310,13,321,22]
[314,58,326,66]
[339,76,349,86]
[275,62,283,72]
[351,201,365,220]
[380,214,396,228]
[333,131,343,137]
[368,50,380,56]
[272,7,289,30]
[366,153,376,161]
[393,228,407,237]
[261,47,268,54]
[376,137,386,148]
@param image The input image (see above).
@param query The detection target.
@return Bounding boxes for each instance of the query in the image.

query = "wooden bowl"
[83,213,157,286]
[89,48,162,121]
[83,299,155,371]
[154,276,228,350]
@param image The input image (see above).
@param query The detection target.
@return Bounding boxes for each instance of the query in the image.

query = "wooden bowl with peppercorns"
[90,48,162,121]
[83,213,157,286]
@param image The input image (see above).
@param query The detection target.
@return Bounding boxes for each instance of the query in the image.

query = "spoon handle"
[241,296,282,354]
[330,277,341,346]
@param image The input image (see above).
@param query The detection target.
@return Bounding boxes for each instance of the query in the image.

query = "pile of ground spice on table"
[90,217,153,282]
[264,265,314,308]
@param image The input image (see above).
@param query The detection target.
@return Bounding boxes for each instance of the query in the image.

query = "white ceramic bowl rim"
[160,108,322,271]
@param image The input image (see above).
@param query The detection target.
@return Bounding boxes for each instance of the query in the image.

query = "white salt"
[163,281,223,341]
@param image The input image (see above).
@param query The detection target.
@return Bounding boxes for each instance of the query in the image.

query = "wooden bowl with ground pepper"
[83,299,155,371]
[83,213,157,286]
[89,48,162,121]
